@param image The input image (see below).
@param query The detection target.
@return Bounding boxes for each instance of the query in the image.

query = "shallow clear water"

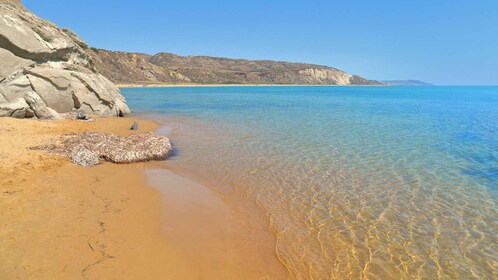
[122,86,498,279]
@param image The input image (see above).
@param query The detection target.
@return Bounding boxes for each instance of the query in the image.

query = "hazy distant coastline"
[382,80,433,86]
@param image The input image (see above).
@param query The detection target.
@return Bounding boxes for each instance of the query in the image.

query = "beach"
[0,116,288,279]
[1,0,496,278]
[117,83,384,88]
[0,87,496,279]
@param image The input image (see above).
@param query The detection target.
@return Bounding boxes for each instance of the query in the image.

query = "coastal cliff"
[87,48,381,86]
[0,0,130,119]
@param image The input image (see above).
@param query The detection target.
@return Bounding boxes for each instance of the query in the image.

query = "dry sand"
[0,116,288,279]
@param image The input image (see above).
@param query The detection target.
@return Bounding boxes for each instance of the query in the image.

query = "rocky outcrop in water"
[87,48,382,86]
[0,0,130,119]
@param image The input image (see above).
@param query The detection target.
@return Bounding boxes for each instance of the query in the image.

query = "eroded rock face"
[0,0,130,118]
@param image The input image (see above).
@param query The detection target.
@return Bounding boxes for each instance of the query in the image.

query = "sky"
[23,0,498,85]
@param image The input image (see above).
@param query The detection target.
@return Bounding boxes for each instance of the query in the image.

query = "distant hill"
[382,80,433,86]
[87,48,382,86]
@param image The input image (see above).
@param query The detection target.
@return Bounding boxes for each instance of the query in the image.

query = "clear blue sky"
[23,0,498,85]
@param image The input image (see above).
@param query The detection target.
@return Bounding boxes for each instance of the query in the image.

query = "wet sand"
[0,117,288,279]
[147,168,288,279]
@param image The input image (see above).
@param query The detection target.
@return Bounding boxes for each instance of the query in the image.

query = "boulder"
[0,0,130,118]
[0,75,32,102]
[26,73,75,112]
[24,90,61,119]
[0,97,30,118]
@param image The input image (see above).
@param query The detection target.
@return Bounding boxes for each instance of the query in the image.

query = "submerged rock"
[0,0,130,119]
[34,131,173,166]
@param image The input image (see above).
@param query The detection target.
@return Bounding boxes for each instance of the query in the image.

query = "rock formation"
[0,0,130,119]
[87,48,382,86]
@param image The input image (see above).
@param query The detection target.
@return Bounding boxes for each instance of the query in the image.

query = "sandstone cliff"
[0,0,130,119]
[88,49,381,86]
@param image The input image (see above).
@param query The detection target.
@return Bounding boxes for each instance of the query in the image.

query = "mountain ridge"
[87,48,382,86]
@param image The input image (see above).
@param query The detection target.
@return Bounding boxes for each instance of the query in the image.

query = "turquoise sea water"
[122,86,498,279]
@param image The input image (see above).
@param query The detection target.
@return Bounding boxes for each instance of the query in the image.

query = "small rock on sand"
[130,121,138,130]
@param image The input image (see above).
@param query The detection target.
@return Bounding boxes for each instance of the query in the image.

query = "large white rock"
[26,73,75,112]
[24,90,61,119]
[0,97,30,118]
[0,75,31,101]
[0,48,34,80]
[0,0,130,118]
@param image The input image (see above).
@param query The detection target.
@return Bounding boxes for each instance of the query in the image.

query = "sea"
[122,86,498,279]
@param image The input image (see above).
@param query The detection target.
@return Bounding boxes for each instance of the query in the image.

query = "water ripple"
[123,86,498,279]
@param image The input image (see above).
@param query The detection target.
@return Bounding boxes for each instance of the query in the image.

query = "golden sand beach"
[0,117,288,279]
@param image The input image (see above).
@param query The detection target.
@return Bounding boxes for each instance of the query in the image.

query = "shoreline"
[0,116,288,279]
[117,83,386,88]
[146,167,289,279]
